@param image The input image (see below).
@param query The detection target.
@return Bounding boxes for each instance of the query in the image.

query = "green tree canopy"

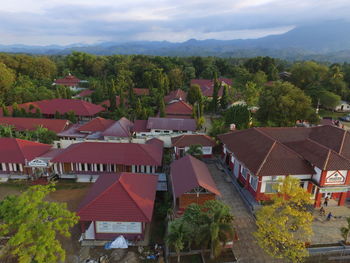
[187,84,203,105]
[0,62,15,103]
[0,184,78,263]
[257,81,318,126]
[209,118,229,138]
[319,90,341,109]
[186,144,203,159]
[224,105,251,130]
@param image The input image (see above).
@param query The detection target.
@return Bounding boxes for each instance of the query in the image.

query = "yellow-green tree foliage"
[0,184,79,263]
[254,177,313,262]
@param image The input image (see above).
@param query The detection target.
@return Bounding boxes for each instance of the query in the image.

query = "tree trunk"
[177,253,180,263]
[210,240,215,260]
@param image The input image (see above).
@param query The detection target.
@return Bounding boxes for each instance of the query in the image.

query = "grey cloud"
[0,0,350,44]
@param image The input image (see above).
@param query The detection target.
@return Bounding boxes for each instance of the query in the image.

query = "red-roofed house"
[53,74,87,91]
[0,117,70,133]
[133,117,197,138]
[170,155,221,210]
[190,77,232,98]
[164,100,193,119]
[218,125,350,207]
[0,138,52,181]
[171,134,216,159]
[78,173,157,241]
[2,99,104,121]
[51,140,163,181]
[164,89,187,104]
[75,89,94,102]
[102,117,133,140]
[77,117,115,134]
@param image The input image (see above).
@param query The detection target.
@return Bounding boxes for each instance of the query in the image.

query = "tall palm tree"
[197,201,235,259]
[186,144,203,159]
[341,217,350,244]
[166,220,186,263]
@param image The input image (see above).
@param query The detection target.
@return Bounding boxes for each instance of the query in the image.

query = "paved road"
[207,163,285,263]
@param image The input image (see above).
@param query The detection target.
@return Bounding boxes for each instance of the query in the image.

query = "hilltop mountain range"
[1,21,350,62]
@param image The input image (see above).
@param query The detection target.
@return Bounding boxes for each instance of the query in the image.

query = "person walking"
[324,196,329,207]
[319,206,326,216]
[326,212,333,221]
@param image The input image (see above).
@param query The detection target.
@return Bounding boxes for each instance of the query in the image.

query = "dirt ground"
[0,181,92,263]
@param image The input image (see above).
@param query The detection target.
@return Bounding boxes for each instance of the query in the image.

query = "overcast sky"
[1,0,349,45]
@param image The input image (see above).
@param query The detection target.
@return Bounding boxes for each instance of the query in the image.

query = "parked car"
[339,115,350,122]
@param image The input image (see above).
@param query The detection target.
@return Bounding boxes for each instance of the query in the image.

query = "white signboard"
[96,221,142,234]
[28,159,48,167]
[325,171,346,185]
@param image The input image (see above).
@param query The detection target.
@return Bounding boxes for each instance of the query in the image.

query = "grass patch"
[0,181,30,191]
[54,181,90,190]
[318,109,347,119]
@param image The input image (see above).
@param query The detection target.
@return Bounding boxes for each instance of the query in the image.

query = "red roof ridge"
[78,175,119,213]
[323,150,331,170]
[179,100,193,110]
[304,137,350,169]
[173,134,215,147]
[257,128,316,168]
[187,155,221,196]
[119,117,132,135]
[138,144,160,165]
[255,141,276,176]
[14,138,28,163]
[119,176,154,221]
[338,129,348,154]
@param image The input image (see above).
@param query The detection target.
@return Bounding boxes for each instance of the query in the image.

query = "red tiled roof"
[76,89,94,97]
[164,89,187,104]
[3,99,104,117]
[146,117,196,131]
[145,138,164,148]
[51,142,163,166]
[219,125,350,174]
[190,77,231,97]
[133,88,150,96]
[171,134,216,148]
[102,117,133,137]
[77,117,115,133]
[285,139,350,170]
[57,123,87,138]
[218,128,314,176]
[54,75,81,86]
[0,138,51,164]
[170,155,221,198]
[132,120,150,133]
[77,173,157,222]
[0,117,70,133]
[165,100,193,117]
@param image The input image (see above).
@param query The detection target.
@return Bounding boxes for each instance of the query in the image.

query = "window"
[250,175,258,191]
[241,167,248,179]
[264,182,278,193]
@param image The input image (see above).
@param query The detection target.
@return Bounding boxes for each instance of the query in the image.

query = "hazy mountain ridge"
[1,21,350,62]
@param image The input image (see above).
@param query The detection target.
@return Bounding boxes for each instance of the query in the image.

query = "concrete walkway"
[207,163,285,263]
